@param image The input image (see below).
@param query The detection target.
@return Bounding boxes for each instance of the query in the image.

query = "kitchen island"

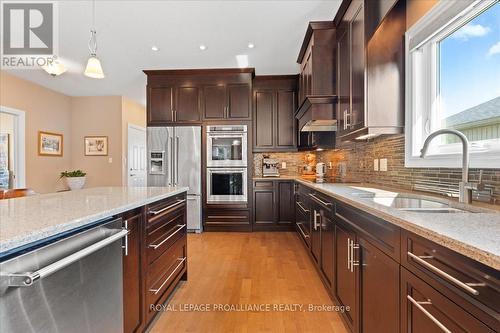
[0,186,189,333]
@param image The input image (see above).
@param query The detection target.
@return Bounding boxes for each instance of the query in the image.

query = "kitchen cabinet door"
[122,211,143,333]
[175,86,201,122]
[295,192,311,247]
[254,91,274,149]
[334,221,357,332]
[350,0,365,131]
[277,181,294,225]
[254,190,275,225]
[359,237,399,333]
[148,86,174,124]
[276,90,296,149]
[337,25,350,137]
[320,210,335,289]
[203,85,226,119]
[227,84,251,119]
[310,206,321,265]
[401,268,495,333]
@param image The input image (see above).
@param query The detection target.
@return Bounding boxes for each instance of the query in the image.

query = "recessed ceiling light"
[151,46,159,51]
[199,44,207,51]
[247,43,255,49]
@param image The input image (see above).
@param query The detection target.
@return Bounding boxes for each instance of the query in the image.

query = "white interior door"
[0,106,25,189]
[127,125,147,187]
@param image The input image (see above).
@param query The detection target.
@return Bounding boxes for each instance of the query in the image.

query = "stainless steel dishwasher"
[0,218,129,333]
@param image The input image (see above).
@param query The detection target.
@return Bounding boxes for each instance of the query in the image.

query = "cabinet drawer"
[401,268,496,333]
[309,191,334,212]
[335,202,400,260]
[253,180,274,189]
[146,237,187,315]
[402,231,500,321]
[146,194,186,228]
[205,209,250,225]
[146,213,186,265]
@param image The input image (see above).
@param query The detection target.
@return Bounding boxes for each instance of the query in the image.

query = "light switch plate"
[374,159,379,171]
[281,162,287,169]
[380,158,388,171]
[108,157,113,164]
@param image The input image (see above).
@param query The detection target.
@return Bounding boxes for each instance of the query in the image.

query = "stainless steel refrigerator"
[147,126,202,232]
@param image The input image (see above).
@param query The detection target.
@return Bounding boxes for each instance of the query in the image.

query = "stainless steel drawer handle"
[347,238,351,271]
[6,229,129,287]
[308,193,332,207]
[407,252,483,296]
[350,239,359,272]
[296,223,310,239]
[407,295,451,333]
[149,257,187,295]
[148,224,186,250]
[148,199,186,215]
[296,201,310,214]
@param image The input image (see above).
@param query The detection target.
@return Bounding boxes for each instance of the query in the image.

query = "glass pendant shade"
[84,55,104,79]
[42,59,67,76]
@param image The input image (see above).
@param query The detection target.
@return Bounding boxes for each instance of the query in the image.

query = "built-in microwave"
[207,168,247,203]
[207,125,247,167]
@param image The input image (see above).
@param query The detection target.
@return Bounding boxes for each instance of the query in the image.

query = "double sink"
[352,191,475,214]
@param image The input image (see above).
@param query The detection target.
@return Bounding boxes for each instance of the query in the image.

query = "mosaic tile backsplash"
[253,134,500,205]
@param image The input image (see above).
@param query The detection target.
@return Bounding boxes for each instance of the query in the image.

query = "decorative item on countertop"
[60,170,87,190]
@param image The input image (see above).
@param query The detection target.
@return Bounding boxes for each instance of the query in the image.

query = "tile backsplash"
[252,135,500,205]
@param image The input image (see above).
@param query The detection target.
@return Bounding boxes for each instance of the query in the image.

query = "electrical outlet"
[108,157,113,164]
[281,162,287,169]
[374,159,379,171]
[380,158,388,171]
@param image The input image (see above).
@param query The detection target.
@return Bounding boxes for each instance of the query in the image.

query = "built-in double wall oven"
[206,125,248,204]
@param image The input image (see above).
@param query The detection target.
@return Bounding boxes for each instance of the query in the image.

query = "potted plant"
[60,170,87,190]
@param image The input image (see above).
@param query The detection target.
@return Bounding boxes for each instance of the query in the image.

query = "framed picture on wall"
[0,133,9,170]
[38,131,63,156]
[84,136,108,156]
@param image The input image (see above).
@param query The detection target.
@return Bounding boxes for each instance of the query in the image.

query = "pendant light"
[84,0,105,79]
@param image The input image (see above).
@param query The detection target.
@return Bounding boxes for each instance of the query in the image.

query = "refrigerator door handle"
[169,136,174,186]
[175,136,180,186]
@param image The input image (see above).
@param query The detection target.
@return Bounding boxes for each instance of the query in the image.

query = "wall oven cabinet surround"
[144,68,254,126]
[207,168,247,203]
[253,76,298,152]
[206,125,247,167]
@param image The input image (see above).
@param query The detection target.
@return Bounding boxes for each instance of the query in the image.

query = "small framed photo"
[84,136,108,156]
[38,131,63,156]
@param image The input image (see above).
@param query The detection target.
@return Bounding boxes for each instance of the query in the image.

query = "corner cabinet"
[253,76,298,152]
[144,69,254,126]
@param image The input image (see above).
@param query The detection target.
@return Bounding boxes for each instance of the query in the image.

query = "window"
[405,0,500,168]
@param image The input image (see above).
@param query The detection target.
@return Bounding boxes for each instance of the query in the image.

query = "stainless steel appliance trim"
[6,228,129,287]
[309,193,332,207]
[296,223,310,239]
[407,252,482,295]
[296,201,310,214]
[149,257,187,295]
[206,167,248,203]
[148,224,186,250]
[406,295,451,333]
[206,126,248,167]
[148,199,186,216]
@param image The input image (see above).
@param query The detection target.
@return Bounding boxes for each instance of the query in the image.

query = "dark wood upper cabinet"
[203,85,227,119]
[253,76,298,152]
[227,84,251,119]
[144,68,254,125]
[350,1,365,132]
[176,86,201,122]
[148,86,174,124]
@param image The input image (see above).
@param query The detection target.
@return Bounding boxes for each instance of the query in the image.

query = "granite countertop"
[295,179,500,270]
[0,186,188,255]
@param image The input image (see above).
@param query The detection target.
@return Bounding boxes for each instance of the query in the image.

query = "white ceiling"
[5,0,341,106]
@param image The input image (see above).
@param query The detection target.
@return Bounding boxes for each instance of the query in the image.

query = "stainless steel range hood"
[296,95,338,132]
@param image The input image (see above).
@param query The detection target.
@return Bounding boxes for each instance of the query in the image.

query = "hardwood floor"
[150,232,348,333]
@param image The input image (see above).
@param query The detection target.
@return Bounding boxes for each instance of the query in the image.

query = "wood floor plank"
[150,232,348,333]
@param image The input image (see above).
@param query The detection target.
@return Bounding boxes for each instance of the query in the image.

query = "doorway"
[0,106,26,189]
[127,124,147,187]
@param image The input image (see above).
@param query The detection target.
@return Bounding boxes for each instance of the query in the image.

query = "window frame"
[405,0,500,169]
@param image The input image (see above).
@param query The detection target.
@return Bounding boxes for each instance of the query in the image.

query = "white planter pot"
[65,176,86,190]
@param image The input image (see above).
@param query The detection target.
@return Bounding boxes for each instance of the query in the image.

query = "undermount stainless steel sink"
[352,193,471,213]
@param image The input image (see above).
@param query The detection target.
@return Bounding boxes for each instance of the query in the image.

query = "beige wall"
[0,71,72,193]
[121,97,146,185]
[0,71,147,193]
[406,0,438,29]
[70,96,123,188]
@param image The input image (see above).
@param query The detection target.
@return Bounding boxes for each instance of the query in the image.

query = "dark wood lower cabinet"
[359,237,399,333]
[320,210,335,289]
[252,180,295,231]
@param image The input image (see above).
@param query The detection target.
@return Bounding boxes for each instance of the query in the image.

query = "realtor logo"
[1,1,57,68]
